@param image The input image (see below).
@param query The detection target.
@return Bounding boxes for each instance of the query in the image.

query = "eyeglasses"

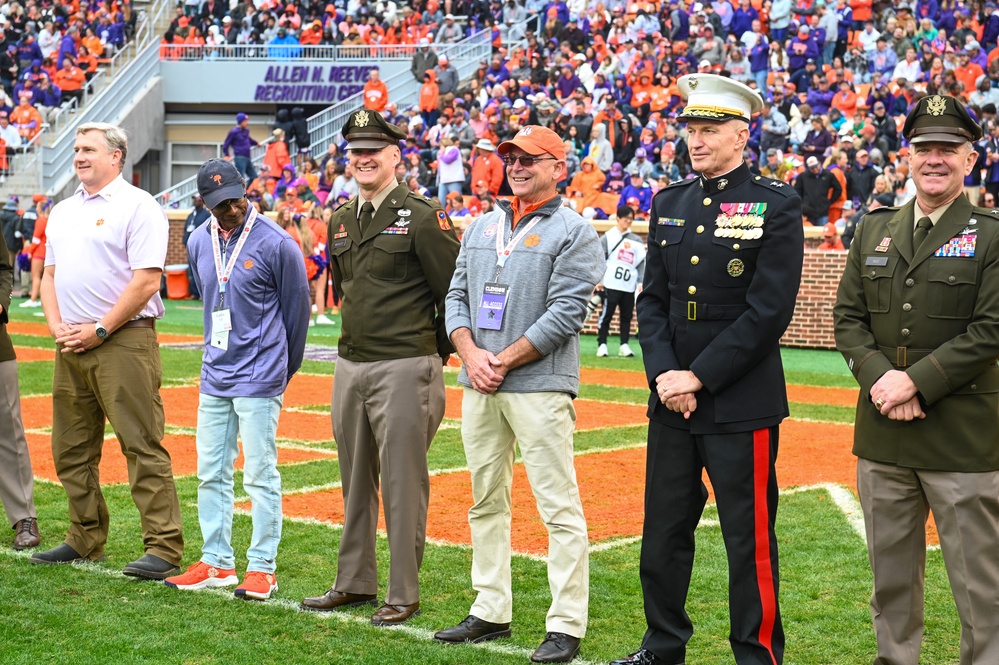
[500,155,557,167]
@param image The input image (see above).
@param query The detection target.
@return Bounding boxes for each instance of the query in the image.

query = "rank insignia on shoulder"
[659,218,685,226]
[875,236,891,252]
[769,181,784,187]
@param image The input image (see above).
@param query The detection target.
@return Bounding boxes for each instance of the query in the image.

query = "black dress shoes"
[300,589,378,612]
[434,615,512,643]
[12,517,40,550]
[609,648,677,664]
[123,554,181,580]
[531,632,581,663]
[30,543,102,565]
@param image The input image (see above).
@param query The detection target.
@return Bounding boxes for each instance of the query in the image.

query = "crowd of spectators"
[185,0,999,242]
[0,0,135,160]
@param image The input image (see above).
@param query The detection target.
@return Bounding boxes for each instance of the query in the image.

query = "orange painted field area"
[26,431,335,485]
[265,419,864,555]
[24,347,937,550]
[14,346,54,362]
[7,321,201,345]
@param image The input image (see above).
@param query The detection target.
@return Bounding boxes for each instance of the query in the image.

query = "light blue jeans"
[197,393,283,573]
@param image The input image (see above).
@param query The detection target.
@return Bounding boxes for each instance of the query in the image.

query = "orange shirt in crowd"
[81,34,103,57]
[419,69,439,112]
[831,89,858,118]
[954,62,985,97]
[54,65,86,91]
[363,77,389,111]
[470,150,504,196]
[78,52,99,73]
[300,23,323,45]
[10,102,43,141]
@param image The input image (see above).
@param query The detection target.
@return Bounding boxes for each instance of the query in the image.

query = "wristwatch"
[95,321,108,339]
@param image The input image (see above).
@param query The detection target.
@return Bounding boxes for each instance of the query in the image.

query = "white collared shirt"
[45,174,168,325]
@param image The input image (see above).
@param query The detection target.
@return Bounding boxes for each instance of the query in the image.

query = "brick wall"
[165,209,844,350]
[166,213,187,266]
[781,249,847,349]
[583,246,847,350]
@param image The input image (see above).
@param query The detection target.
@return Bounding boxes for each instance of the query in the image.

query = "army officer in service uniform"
[300,109,460,626]
[834,95,999,665]
[613,75,804,665]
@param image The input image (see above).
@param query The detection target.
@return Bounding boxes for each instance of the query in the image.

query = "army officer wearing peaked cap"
[613,75,804,665]
[300,109,460,625]
[834,95,999,665]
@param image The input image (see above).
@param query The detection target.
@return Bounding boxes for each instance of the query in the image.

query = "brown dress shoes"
[12,517,40,550]
[371,602,420,626]
[300,589,378,612]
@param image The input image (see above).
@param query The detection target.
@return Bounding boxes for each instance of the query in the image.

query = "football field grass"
[0,301,963,665]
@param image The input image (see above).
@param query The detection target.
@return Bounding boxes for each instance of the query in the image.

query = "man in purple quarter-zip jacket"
[164,158,310,602]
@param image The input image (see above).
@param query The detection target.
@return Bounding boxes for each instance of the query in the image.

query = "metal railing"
[153,26,493,209]
[0,131,47,194]
[0,0,165,198]
[157,40,482,62]
[42,0,168,194]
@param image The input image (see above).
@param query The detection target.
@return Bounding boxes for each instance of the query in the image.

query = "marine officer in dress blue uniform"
[612,75,804,665]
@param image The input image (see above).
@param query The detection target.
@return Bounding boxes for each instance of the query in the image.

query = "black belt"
[670,300,750,321]
[118,318,156,331]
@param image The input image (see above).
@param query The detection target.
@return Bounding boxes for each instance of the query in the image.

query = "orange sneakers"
[235,571,278,601]
[164,561,238,590]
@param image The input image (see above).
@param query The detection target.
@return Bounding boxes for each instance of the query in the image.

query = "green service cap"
[902,94,983,144]
[341,108,407,150]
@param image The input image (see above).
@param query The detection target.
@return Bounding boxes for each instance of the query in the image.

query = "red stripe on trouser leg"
[753,428,779,665]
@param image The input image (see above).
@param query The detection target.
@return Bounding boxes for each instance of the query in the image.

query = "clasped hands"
[869,369,924,421]
[463,345,508,395]
[655,370,703,420]
[52,322,104,354]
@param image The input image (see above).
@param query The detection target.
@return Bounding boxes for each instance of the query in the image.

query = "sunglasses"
[501,155,557,167]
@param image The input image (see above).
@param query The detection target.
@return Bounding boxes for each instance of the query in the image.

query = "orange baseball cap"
[497,125,566,161]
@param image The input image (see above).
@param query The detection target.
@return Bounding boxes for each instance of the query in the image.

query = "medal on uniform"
[727,259,745,277]
[477,282,509,330]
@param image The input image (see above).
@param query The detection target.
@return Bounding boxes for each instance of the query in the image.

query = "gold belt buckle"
[896,347,908,367]
[687,301,697,321]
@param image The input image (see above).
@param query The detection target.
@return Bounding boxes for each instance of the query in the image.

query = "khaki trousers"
[0,359,35,526]
[858,458,999,665]
[52,328,183,563]
[331,355,445,605]
[461,389,589,638]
